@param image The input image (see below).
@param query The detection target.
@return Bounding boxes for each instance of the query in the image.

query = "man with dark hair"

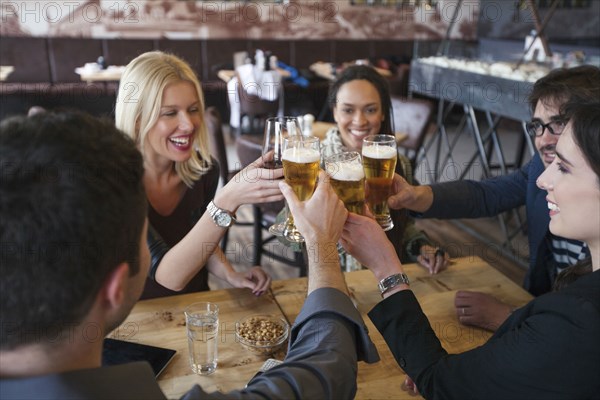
[0,112,148,352]
[387,65,599,331]
[0,111,377,398]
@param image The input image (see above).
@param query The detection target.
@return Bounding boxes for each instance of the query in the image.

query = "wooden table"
[271,256,532,399]
[115,256,532,399]
[112,287,287,398]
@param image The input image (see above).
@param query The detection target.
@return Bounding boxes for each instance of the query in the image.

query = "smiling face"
[333,79,384,151]
[143,80,201,165]
[537,122,600,246]
[533,100,566,168]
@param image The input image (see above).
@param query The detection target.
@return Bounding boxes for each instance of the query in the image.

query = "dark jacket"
[423,154,586,295]
[369,270,600,399]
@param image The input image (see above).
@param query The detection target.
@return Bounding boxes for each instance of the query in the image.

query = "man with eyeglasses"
[386,65,599,332]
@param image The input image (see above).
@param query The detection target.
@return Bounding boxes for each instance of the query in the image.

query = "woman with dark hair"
[546,101,600,290]
[341,100,600,398]
[322,65,449,273]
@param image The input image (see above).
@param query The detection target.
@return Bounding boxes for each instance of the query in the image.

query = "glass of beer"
[262,117,302,236]
[362,135,397,231]
[282,136,320,243]
[325,151,365,272]
[324,151,365,215]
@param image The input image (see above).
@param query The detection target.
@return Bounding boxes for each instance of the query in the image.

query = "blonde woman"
[116,51,281,299]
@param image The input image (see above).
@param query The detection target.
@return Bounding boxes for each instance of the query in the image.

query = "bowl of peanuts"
[235,314,289,355]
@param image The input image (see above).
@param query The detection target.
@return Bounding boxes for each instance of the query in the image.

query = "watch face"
[216,212,232,227]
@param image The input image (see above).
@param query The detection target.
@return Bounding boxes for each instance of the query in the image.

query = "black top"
[141,161,220,300]
[369,269,600,399]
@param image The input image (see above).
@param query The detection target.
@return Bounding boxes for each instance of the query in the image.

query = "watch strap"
[378,273,410,296]
[207,201,236,225]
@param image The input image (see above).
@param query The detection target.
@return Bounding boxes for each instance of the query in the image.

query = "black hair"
[528,65,600,113]
[562,101,600,182]
[553,101,600,290]
[327,65,394,134]
[0,111,146,350]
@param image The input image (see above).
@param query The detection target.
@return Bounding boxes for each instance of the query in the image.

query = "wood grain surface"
[271,256,533,399]
[116,256,532,399]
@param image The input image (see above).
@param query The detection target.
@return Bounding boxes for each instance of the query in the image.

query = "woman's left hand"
[215,155,284,212]
[227,266,272,296]
[417,245,450,275]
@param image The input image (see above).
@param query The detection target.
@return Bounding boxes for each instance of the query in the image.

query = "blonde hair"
[115,51,211,187]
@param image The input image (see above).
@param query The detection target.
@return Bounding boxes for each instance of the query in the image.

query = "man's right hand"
[341,213,405,286]
[387,174,434,213]
[279,171,348,295]
[279,171,347,246]
[454,291,514,332]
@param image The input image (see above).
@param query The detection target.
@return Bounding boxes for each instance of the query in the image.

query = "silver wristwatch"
[207,201,236,228]
[378,273,410,296]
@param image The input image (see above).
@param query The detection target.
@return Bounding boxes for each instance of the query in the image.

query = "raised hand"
[215,154,284,213]
[280,170,347,245]
[341,213,403,282]
[387,173,433,213]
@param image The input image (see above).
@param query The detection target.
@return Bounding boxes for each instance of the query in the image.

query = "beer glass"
[325,151,365,272]
[262,117,302,236]
[362,135,397,231]
[282,136,320,243]
[324,151,365,215]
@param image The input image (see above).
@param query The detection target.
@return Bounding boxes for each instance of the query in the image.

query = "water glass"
[184,302,219,375]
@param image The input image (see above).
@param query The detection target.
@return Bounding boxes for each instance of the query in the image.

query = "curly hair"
[327,65,395,135]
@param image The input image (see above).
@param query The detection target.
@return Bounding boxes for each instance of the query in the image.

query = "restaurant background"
[2,0,478,40]
[2,1,598,44]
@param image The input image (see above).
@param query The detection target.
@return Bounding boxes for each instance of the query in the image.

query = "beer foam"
[282,147,320,163]
[362,145,397,159]
[327,162,364,181]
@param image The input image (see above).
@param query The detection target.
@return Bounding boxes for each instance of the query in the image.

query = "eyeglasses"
[525,118,568,138]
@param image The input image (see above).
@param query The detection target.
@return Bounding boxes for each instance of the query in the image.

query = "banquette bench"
[0,36,414,121]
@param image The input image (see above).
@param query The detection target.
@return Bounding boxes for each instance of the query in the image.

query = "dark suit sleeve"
[423,160,531,219]
[369,289,600,400]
